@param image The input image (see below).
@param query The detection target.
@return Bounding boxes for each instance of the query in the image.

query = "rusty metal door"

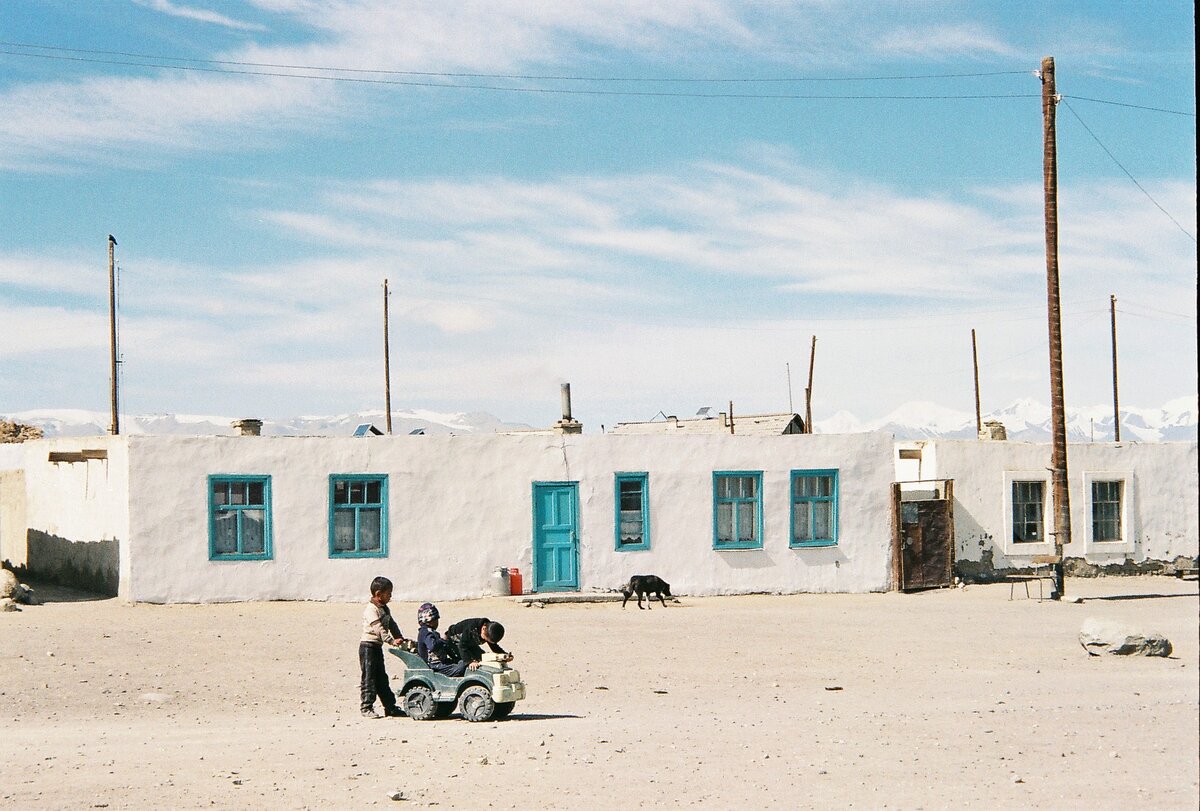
[894,481,955,591]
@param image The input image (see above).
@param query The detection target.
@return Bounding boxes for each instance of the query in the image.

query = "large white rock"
[0,569,17,599]
[1079,617,1173,657]
[0,597,18,612]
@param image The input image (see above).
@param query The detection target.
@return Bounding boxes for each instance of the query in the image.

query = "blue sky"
[1,1,1195,429]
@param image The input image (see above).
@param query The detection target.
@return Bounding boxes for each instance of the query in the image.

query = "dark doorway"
[891,480,955,591]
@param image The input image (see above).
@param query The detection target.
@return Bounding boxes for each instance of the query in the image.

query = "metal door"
[532,482,579,592]
[893,480,955,591]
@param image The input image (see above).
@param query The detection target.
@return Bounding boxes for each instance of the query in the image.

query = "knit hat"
[417,603,439,626]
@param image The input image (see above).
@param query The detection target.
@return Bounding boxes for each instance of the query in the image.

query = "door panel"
[533,483,579,592]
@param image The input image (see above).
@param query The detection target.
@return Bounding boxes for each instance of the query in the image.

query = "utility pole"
[971,328,982,436]
[1110,294,1121,442]
[107,235,120,436]
[1041,56,1070,598]
[383,278,393,435]
[805,335,816,433]
[786,362,794,414]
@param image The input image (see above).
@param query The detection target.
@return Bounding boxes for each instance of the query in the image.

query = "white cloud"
[134,0,268,31]
[0,2,1022,168]
[875,24,1018,59]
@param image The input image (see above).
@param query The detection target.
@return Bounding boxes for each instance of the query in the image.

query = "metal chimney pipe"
[560,383,573,421]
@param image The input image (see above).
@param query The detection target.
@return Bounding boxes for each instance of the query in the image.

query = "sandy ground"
[1,576,1196,810]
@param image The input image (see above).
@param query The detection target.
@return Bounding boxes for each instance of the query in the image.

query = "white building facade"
[896,439,1198,577]
[1,431,896,602]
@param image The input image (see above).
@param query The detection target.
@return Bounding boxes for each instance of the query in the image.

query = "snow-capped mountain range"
[4,397,1197,442]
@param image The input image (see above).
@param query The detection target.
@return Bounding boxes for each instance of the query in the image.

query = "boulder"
[0,569,17,599]
[0,597,18,612]
[1079,617,1173,657]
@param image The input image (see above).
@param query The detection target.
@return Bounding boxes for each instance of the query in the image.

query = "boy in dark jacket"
[445,617,512,670]
[416,603,467,677]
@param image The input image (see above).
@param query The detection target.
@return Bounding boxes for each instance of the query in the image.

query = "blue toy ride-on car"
[388,648,526,721]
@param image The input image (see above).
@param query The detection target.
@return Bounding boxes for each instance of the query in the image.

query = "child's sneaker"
[361,707,383,719]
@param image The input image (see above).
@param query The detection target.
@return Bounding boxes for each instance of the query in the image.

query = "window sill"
[616,545,651,552]
[210,554,272,562]
[714,544,764,552]
[791,541,837,549]
[330,551,388,559]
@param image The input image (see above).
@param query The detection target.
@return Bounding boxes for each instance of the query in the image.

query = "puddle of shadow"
[1084,593,1198,602]
[19,579,113,604]
[500,713,583,721]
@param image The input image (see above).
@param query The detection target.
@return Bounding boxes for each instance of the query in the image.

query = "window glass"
[241,510,265,554]
[1012,481,1044,543]
[714,473,762,548]
[1091,480,1122,542]
[213,512,237,553]
[332,510,356,551]
[358,510,382,551]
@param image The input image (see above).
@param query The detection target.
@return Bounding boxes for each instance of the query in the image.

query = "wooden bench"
[1008,555,1061,601]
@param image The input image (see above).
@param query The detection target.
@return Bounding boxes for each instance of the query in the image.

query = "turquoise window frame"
[614,472,650,551]
[712,471,763,550]
[329,474,389,558]
[790,469,839,548]
[208,475,273,561]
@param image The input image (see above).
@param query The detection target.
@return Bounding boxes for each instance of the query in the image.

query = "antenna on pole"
[786,362,794,414]
[1041,56,1070,598]
[971,328,982,437]
[107,235,120,436]
[1110,294,1121,442]
[805,336,816,433]
[383,278,393,435]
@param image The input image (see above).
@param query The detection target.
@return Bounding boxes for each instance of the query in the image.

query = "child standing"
[360,576,408,719]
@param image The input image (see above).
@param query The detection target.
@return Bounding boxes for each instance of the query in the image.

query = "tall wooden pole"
[805,335,816,433]
[383,278,393,435]
[107,235,120,436]
[971,328,982,436]
[1110,294,1121,442]
[1041,56,1070,598]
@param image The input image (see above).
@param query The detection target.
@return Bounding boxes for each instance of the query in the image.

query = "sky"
[0,1,1195,430]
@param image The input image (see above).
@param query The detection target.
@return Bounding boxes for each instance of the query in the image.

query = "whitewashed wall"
[8,436,129,595]
[123,432,896,603]
[925,440,1198,571]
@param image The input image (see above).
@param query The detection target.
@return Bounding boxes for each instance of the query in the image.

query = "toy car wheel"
[458,685,496,722]
[404,685,437,721]
[491,701,515,720]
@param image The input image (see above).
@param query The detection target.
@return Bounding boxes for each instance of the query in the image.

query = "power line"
[1061,94,1195,118]
[0,49,1041,101]
[0,41,1030,83]
[1061,99,1197,243]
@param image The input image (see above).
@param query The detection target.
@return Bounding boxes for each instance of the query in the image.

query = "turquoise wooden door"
[532,482,579,592]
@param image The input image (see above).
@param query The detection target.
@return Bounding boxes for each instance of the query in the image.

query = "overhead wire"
[0,42,1031,83]
[1061,98,1197,243]
[0,48,1040,101]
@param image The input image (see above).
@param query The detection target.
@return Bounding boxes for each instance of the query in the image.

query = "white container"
[490,567,510,596]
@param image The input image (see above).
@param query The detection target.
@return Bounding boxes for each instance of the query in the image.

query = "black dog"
[620,575,672,610]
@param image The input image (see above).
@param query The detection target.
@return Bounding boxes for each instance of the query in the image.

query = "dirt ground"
[1,576,1196,810]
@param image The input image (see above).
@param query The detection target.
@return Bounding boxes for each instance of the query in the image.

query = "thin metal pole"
[107,235,120,436]
[786,362,794,414]
[805,335,816,433]
[383,278,393,435]
[971,328,982,436]
[728,400,735,435]
[1041,56,1070,598]
[1110,294,1121,442]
